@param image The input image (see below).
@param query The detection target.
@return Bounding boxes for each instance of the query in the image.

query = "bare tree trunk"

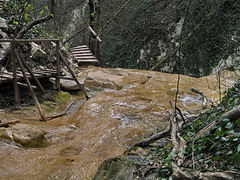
[89,0,101,62]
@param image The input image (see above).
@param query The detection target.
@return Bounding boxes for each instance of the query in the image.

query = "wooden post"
[17,52,45,94]
[56,40,61,90]
[12,53,20,104]
[13,49,46,121]
[58,51,89,99]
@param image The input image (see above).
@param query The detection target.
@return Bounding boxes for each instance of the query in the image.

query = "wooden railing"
[0,38,88,121]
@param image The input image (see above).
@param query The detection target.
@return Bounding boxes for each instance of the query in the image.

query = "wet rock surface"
[0,124,47,147]
[0,66,239,179]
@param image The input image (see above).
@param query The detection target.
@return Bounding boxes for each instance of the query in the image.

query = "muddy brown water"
[0,67,238,179]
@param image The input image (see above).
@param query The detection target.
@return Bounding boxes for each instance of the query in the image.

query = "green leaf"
[222,118,230,122]
[220,137,229,142]
[236,119,240,124]
[13,21,19,25]
[40,9,45,14]
[227,151,233,155]
[237,144,240,152]
[233,138,239,142]
[226,122,234,129]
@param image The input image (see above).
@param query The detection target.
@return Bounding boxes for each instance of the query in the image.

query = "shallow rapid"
[0,67,238,179]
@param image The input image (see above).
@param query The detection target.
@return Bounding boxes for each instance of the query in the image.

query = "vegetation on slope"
[157,82,240,179]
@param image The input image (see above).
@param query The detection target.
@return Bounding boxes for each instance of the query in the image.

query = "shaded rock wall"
[32,0,240,76]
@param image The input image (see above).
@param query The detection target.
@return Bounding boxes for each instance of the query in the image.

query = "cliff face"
[30,0,240,76]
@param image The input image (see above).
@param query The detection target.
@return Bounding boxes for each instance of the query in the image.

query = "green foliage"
[1,0,52,39]
[156,83,240,179]
[2,0,33,27]
[182,82,240,171]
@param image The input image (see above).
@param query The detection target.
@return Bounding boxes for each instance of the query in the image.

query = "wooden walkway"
[70,45,99,65]
[0,69,57,83]
[0,39,89,121]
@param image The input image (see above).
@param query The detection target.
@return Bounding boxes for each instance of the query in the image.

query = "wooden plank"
[0,76,7,81]
[72,53,93,56]
[72,45,88,49]
[72,50,92,54]
[32,71,52,76]
[0,39,59,43]
[59,76,76,80]
[75,56,97,59]
[5,72,22,78]
[72,46,89,49]
[77,59,99,62]
[0,74,13,79]
[17,82,37,89]
[38,69,57,74]
[71,48,89,51]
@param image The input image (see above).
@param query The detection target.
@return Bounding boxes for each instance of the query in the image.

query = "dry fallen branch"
[171,162,198,180]
[170,112,187,167]
[134,122,171,147]
[199,171,240,180]
[189,121,217,141]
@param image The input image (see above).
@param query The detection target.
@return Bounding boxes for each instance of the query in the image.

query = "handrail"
[0,39,59,42]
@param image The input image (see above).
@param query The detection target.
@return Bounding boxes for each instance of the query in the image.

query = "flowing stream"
[0,67,238,179]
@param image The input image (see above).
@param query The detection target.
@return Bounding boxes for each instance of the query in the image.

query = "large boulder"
[0,29,10,58]
[0,124,47,147]
[49,77,82,90]
[31,42,47,61]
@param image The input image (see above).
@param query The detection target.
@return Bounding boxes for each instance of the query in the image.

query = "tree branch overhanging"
[16,0,55,39]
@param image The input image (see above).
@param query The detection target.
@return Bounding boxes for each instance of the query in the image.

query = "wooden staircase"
[70,45,99,66]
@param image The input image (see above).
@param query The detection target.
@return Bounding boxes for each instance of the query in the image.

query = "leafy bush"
[182,82,240,171]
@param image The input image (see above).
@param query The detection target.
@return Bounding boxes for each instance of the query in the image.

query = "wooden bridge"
[0,38,90,121]
[70,45,99,65]
[0,69,57,84]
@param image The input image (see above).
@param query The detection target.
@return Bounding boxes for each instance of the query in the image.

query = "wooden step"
[76,59,99,62]
[71,47,89,50]
[71,50,92,54]
[59,76,76,80]
[71,53,93,56]
[73,45,88,48]
[74,55,96,59]
[17,82,37,89]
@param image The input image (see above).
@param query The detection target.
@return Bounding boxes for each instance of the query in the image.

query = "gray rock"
[0,29,10,58]
[0,17,8,32]
[212,49,240,73]
[0,124,47,147]
[94,158,136,180]
[49,77,80,90]
[31,42,47,60]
